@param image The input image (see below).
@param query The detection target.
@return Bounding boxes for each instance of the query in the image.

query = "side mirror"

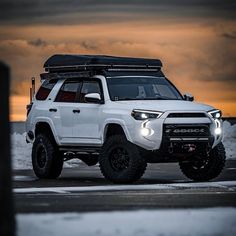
[183,93,194,102]
[84,93,102,103]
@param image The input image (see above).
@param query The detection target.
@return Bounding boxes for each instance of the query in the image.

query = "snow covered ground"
[11,121,236,170]
[17,208,236,236]
[11,133,80,170]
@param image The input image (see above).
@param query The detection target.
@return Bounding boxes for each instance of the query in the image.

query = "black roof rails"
[44,54,162,73]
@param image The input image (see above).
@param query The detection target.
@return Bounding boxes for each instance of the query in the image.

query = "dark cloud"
[28,38,47,47]
[221,32,236,40]
[0,0,235,25]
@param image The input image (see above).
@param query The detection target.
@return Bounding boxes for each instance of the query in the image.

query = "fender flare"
[102,119,133,143]
[33,117,60,145]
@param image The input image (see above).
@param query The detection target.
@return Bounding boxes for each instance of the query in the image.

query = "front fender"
[101,118,133,143]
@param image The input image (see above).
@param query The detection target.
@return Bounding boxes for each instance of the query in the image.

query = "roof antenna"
[30,77,35,103]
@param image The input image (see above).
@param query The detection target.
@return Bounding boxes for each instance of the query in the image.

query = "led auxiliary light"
[140,127,151,137]
[140,120,154,137]
[215,127,222,135]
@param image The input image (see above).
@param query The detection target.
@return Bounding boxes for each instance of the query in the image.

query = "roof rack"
[40,71,93,81]
[44,54,162,73]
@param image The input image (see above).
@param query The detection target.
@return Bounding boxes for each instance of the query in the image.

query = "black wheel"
[99,135,147,183]
[32,134,63,179]
[179,142,226,181]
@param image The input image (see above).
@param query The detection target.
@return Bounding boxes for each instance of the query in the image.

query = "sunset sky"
[0,0,235,121]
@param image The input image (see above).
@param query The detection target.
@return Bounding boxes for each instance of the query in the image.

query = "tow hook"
[182,144,196,152]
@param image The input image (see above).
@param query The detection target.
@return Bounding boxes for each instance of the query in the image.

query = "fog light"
[141,127,151,137]
[215,127,222,135]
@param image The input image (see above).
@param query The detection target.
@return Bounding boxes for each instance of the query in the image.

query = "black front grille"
[167,113,206,118]
[160,124,214,157]
[163,124,210,137]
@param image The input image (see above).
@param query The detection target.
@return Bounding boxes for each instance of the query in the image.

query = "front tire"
[99,135,147,183]
[179,142,226,181]
[32,134,63,179]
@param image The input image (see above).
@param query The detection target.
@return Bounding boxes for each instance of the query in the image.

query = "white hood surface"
[115,100,214,112]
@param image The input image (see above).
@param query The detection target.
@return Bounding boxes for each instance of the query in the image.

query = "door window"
[55,79,81,103]
[79,81,102,103]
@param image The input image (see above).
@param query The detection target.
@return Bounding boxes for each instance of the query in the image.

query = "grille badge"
[173,128,205,133]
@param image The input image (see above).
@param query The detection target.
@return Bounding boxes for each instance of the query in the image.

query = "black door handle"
[73,109,80,113]
[49,108,57,112]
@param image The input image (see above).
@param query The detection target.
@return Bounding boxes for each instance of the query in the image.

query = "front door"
[72,79,103,145]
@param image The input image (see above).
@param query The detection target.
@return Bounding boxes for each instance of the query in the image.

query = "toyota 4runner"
[26,54,226,183]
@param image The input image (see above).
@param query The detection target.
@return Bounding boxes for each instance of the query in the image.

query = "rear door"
[53,78,82,144]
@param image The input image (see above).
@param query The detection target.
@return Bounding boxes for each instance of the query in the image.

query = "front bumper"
[128,111,223,151]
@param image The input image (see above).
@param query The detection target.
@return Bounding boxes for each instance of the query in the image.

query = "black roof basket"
[44,54,162,73]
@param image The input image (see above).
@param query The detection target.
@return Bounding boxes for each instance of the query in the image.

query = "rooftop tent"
[44,54,163,72]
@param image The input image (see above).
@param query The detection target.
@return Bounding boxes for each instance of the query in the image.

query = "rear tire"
[99,135,147,183]
[32,134,63,179]
[179,142,226,181]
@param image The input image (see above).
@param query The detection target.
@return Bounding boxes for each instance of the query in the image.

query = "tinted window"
[106,77,182,101]
[36,79,58,100]
[55,79,81,103]
[79,81,101,103]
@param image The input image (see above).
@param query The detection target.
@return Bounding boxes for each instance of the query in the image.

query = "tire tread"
[179,142,226,181]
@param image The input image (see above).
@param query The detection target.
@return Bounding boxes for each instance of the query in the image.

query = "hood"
[115,100,215,112]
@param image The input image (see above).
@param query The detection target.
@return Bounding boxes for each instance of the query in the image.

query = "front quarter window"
[79,80,102,103]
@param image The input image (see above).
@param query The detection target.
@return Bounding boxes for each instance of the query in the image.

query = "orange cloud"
[10,95,29,121]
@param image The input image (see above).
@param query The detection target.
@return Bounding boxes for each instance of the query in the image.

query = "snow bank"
[11,121,236,170]
[11,133,80,170]
[223,121,236,160]
[17,208,236,236]
[11,133,32,170]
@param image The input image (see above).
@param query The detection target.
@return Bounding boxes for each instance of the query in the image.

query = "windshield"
[106,76,182,101]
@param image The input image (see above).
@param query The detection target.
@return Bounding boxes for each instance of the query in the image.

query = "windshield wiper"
[114,97,181,101]
[115,97,168,101]
[139,97,168,100]
[116,97,136,101]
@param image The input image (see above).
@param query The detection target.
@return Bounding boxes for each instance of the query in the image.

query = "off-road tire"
[99,135,147,183]
[32,134,63,179]
[179,142,226,181]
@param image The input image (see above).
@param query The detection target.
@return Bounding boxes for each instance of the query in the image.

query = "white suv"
[26,55,226,183]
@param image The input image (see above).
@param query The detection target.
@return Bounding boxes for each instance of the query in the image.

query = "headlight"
[208,109,222,119]
[208,109,222,137]
[131,109,163,120]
